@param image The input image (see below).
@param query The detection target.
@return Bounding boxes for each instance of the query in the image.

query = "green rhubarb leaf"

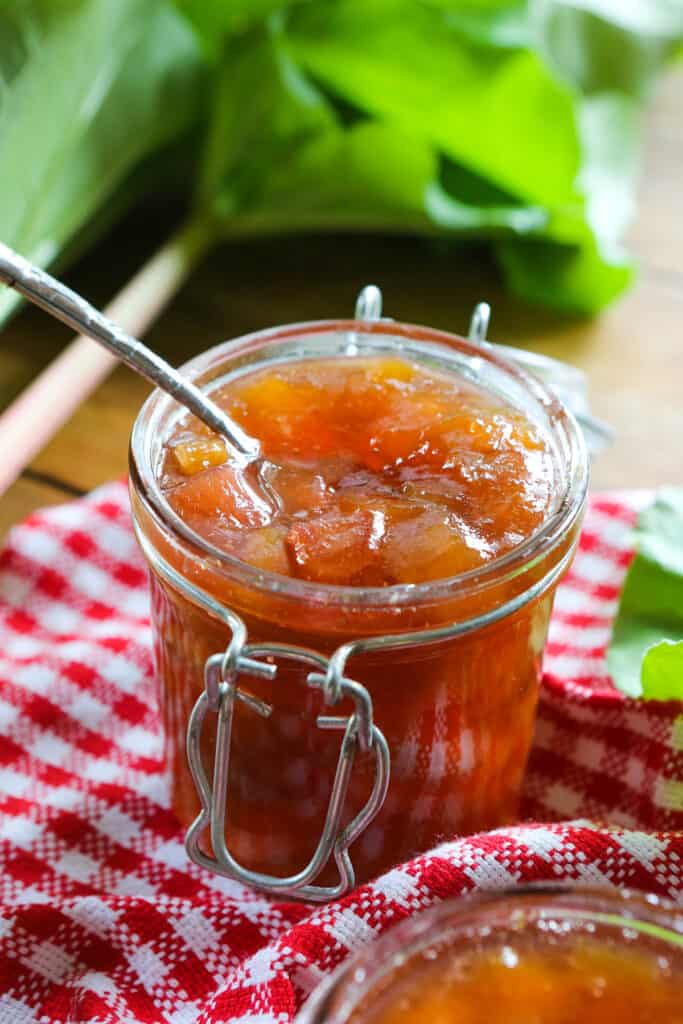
[3,0,683,325]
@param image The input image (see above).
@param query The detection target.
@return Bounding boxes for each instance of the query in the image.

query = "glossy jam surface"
[134,347,579,884]
[349,938,683,1024]
[161,356,555,585]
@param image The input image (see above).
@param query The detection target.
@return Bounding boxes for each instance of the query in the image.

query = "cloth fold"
[0,482,681,1024]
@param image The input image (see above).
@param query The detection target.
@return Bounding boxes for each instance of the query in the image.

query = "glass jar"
[129,316,588,899]
[297,887,683,1023]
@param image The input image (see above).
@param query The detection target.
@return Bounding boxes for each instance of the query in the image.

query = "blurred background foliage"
[1,0,682,326]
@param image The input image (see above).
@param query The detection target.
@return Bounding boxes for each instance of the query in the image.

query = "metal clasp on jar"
[185,636,390,901]
[141,497,576,901]
[183,540,573,901]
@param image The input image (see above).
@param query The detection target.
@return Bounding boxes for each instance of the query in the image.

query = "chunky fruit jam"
[160,356,554,584]
[132,344,583,886]
[349,938,683,1024]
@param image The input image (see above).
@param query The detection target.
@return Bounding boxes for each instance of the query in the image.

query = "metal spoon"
[0,242,260,462]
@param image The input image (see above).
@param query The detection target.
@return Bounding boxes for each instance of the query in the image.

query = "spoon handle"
[0,242,259,459]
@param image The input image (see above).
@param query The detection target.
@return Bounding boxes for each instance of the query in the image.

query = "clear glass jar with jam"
[129,308,588,899]
[296,887,683,1023]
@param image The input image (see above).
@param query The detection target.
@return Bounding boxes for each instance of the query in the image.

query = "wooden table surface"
[1,72,682,539]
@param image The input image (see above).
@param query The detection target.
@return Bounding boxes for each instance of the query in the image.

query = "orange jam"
[130,327,586,887]
[349,939,683,1024]
[160,357,554,583]
[301,890,683,1024]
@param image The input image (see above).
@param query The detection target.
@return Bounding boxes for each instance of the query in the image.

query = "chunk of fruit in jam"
[162,356,554,585]
[168,462,272,530]
[170,435,228,475]
[288,508,382,585]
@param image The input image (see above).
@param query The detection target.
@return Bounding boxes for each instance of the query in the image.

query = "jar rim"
[295,884,683,1023]
[129,318,589,609]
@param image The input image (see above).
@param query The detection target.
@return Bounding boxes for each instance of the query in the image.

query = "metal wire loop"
[202,626,276,710]
[354,284,383,321]
[468,301,491,344]
[308,671,374,753]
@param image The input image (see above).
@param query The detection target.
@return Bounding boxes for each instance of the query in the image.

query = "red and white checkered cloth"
[0,482,681,1023]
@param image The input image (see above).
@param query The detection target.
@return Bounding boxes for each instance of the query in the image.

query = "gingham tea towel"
[0,482,681,1024]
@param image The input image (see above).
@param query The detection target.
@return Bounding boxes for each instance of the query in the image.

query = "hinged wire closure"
[135,519,575,902]
[185,635,390,901]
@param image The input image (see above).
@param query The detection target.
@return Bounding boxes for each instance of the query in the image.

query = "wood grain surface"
[1,71,681,539]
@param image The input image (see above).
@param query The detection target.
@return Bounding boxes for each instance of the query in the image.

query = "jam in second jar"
[130,323,587,888]
[300,890,683,1024]
[351,938,683,1024]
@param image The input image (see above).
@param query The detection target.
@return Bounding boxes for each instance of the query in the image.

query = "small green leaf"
[608,489,683,700]
[642,641,683,701]
[621,489,683,625]
[608,615,683,698]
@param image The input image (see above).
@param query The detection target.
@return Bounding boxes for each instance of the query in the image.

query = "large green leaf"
[0,0,203,325]
[192,0,682,312]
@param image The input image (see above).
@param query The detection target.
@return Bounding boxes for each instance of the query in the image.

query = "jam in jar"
[297,888,683,1023]
[129,317,587,894]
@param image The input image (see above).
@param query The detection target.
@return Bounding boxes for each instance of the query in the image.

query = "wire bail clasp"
[185,632,390,901]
